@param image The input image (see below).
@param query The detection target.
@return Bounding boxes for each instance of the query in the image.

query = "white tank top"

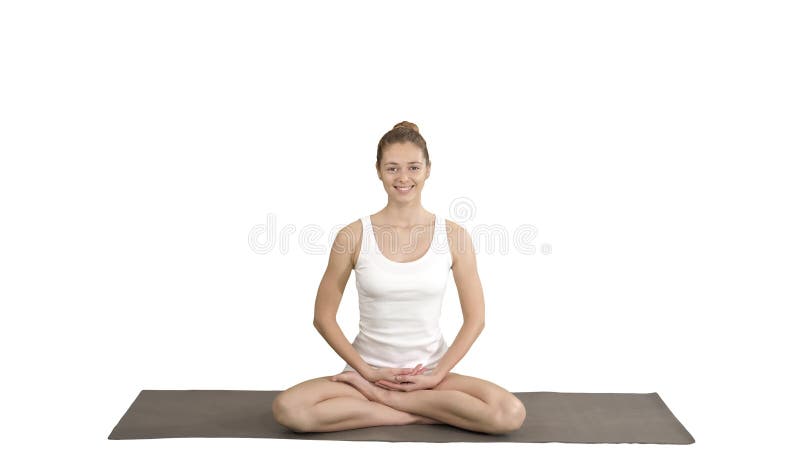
[343,213,453,372]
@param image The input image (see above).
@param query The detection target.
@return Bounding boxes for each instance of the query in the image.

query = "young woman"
[272,121,526,435]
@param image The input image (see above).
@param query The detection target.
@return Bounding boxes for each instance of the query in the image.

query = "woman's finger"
[402,364,419,374]
[381,379,411,391]
[387,381,417,392]
[377,380,402,391]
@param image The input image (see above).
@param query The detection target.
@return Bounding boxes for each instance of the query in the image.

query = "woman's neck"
[376,206,433,228]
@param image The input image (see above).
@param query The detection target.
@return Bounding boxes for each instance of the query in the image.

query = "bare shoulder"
[315,218,363,323]
[333,218,363,268]
[444,219,473,268]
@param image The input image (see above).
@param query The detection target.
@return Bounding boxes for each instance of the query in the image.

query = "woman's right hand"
[368,364,426,384]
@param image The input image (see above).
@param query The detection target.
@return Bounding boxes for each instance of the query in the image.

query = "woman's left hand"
[375,372,443,392]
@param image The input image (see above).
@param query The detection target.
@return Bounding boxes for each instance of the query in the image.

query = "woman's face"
[377,141,430,200]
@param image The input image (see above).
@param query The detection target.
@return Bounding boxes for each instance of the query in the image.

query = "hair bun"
[393,121,420,133]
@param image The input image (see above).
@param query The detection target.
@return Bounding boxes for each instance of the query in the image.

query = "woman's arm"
[313,319,372,376]
[431,222,486,380]
[312,222,374,378]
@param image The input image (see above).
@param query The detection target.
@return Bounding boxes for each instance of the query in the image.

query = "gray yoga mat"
[108,389,695,444]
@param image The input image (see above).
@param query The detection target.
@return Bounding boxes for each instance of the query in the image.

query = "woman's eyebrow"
[384,161,423,165]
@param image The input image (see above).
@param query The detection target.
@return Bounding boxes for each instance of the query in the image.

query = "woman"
[272,121,526,435]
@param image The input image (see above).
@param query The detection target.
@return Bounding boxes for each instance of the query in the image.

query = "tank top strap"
[358,215,371,258]
[432,213,453,268]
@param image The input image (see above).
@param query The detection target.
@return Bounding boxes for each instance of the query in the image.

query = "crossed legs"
[272,370,525,435]
[272,375,436,433]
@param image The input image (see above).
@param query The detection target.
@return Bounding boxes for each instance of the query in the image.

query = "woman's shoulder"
[443,218,468,241]
[336,217,364,268]
[443,218,472,267]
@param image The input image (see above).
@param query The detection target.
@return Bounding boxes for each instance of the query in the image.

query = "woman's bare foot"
[331,370,391,403]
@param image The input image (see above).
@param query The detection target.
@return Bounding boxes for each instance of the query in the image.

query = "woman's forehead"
[383,143,424,161]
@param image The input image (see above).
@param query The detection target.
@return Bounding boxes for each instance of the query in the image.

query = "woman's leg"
[332,371,526,435]
[272,374,438,433]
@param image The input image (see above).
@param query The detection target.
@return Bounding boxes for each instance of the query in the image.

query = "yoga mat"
[108,389,695,444]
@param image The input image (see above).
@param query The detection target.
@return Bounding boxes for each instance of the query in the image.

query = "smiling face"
[376,141,431,200]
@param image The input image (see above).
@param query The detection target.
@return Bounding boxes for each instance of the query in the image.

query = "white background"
[1,1,798,449]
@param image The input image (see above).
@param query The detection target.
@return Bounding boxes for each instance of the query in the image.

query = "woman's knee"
[273,376,361,432]
[272,391,312,432]
[489,395,526,434]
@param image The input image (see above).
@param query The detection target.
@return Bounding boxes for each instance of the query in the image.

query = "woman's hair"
[376,121,430,168]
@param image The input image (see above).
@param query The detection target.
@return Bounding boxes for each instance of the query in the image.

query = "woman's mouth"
[395,185,414,193]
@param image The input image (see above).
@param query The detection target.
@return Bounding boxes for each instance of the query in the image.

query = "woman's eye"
[411,167,419,171]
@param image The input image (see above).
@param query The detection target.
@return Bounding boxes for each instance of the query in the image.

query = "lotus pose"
[272,121,526,435]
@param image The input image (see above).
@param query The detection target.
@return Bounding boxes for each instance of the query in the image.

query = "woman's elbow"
[465,319,485,330]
